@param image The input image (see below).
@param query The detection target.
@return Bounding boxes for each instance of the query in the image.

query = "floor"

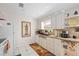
[15,45,38,56]
[30,43,55,56]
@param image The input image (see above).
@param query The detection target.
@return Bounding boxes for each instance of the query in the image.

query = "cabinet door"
[36,36,41,45]
[56,14,65,29]
[54,39,63,56]
[38,37,47,49]
[51,15,56,29]
[52,12,65,29]
[39,37,43,46]
[46,38,55,54]
[41,37,47,49]
[35,35,39,43]
[49,38,55,54]
[76,43,79,56]
[37,36,42,46]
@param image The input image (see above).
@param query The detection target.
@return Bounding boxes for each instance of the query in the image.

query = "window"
[41,19,51,31]
[41,22,44,29]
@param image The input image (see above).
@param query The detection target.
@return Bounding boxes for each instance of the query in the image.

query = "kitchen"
[35,4,79,56]
[0,3,79,56]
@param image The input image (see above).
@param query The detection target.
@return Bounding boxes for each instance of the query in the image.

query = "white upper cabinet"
[51,15,56,29]
[65,8,79,19]
[51,8,79,29]
[65,16,79,27]
[65,8,79,27]
[56,14,65,29]
[51,11,65,29]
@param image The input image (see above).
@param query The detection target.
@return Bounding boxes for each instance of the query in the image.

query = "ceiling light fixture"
[19,3,24,8]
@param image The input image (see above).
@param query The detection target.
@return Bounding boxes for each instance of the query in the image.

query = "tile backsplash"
[66,27,79,38]
[68,28,76,38]
[53,27,79,38]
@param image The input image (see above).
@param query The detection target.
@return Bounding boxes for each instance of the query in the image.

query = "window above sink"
[41,18,52,32]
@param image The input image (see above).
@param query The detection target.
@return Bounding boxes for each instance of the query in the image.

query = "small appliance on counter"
[72,35,76,39]
[36,29,49,36]
[60,31,70,38]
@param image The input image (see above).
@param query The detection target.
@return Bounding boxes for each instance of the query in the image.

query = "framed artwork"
[21,21,31,37]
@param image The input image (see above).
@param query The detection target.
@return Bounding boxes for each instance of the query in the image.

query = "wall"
[0,6,36,56]
[0,11,14,55]
[13,15,36,55]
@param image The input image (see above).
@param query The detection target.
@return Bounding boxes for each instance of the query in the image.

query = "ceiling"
[0,3,79,19]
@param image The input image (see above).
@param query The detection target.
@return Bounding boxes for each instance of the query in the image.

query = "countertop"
[38,34,79,42]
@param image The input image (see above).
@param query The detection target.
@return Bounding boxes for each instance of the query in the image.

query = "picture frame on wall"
[21,21,31,37]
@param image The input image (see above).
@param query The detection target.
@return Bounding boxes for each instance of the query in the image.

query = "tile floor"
[16,45,38,56]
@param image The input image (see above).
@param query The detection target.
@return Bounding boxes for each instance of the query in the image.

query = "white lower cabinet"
[41,37,47,49]
[35,35,39,43]
[46,38,55,54]
[37,36,64,56]
[76,43,79,56]
[36,36,79,56]
[37,36,47,49]
[54,39,63,56]
[38,37,44,46]
[46,38,63,56]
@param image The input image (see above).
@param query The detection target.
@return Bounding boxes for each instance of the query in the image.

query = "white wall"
[0,6,36,56]
[13,15,36,55]
[0,11,14,55]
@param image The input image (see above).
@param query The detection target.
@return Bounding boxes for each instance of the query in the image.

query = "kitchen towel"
[3,40,10,54]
